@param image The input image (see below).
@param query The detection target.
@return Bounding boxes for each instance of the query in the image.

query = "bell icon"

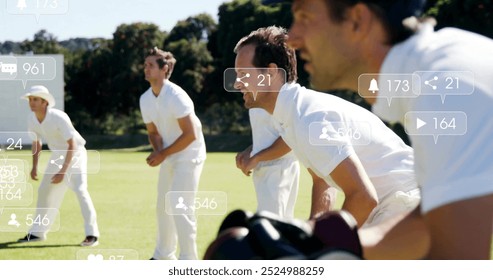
[368,78,379,93]
[17,0,27,10]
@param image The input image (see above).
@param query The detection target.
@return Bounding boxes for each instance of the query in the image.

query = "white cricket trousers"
[153,159,204,260]
[253,158,300,219]
[30,148,99,239]
[362,185,421,228]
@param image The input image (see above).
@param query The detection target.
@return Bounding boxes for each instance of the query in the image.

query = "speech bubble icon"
[6,0,70,23]
[404,111,467,144]
[224,68,287,100]
[0,207,60,232]
[16,56,57,88]
[0,132,38,157]
[41,150,100,181]
[1,63,17,75]
[358,73,421,106]
[413,71,475,103]
[0,159,27,187]
[0,183,33,207]
[0,56,18,80]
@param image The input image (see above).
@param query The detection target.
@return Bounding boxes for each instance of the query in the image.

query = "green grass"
[0,151,318,260]
[1,151,492,260]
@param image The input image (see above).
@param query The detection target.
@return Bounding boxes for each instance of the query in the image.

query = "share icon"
[424,76,438,90]
[236,73,250,87]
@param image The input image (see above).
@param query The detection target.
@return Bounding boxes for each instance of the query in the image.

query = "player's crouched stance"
[17,85,99,246]
[204,209,362,260]
[140,48,206,260]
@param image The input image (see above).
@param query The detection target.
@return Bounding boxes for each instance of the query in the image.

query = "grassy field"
[1,151,492,260]
[0,151,322,260]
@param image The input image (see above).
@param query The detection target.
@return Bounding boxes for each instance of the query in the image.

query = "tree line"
[1,0,491,137]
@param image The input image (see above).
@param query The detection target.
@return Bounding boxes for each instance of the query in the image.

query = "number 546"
[26,214,50,226]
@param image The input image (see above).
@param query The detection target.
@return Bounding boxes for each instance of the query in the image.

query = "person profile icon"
[319,127,330,141]
[16,0,27,11]
[175,197,188,211]
[8,213,20,228]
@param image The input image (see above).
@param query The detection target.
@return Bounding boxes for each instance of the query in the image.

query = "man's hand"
[235,149,249,170]
[240,155,259,176]
[30,168,38,181]
[51,172,64,184]
[146,150,167,167]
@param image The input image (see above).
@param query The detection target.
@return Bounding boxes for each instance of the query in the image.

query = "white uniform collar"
[151,79,170,99]
[272,82,300,127]
[36,107,53,125]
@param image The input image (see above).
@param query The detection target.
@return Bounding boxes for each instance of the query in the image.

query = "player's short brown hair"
[324,0,425,44]
[146,47,176,79]
[234,26,297,83]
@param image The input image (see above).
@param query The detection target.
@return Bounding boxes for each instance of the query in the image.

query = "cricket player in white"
[236,108,299,218]
[234,26,420,227]
[140,47,206,260]
[18,85,99,246]
[276,0,493,259]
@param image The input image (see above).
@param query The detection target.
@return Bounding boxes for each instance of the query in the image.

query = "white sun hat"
[21,85,56,108]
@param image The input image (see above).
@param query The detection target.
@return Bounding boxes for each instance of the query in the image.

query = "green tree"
[165,13,217,43]
[165,37,214,113]
[0,41,22,54]
[20,29,65,54]
[66,23,167,134]
[426,0,493,38]
[200,0,305,134]
[111,22,167,116]
[214,0,292,75]
[65,39,114,133]
[163,14,217,113]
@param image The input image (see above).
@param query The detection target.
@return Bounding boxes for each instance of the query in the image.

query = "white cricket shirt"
[273,83,416,202]
[249,108,295,160]
[139,80,206,162]
[27,108,86,151]
[372,24,493,213]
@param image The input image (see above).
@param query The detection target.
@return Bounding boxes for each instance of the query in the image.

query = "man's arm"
[240,137,291,176]
[145,122,164,152]
[51,138,76,184]
[308,168,337,218]
[330,154,378,227]
[30,140,42,181]
[360,206,430,259]
[146,114,197,167]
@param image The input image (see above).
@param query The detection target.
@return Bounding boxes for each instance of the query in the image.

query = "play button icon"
[416,118,427,130]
